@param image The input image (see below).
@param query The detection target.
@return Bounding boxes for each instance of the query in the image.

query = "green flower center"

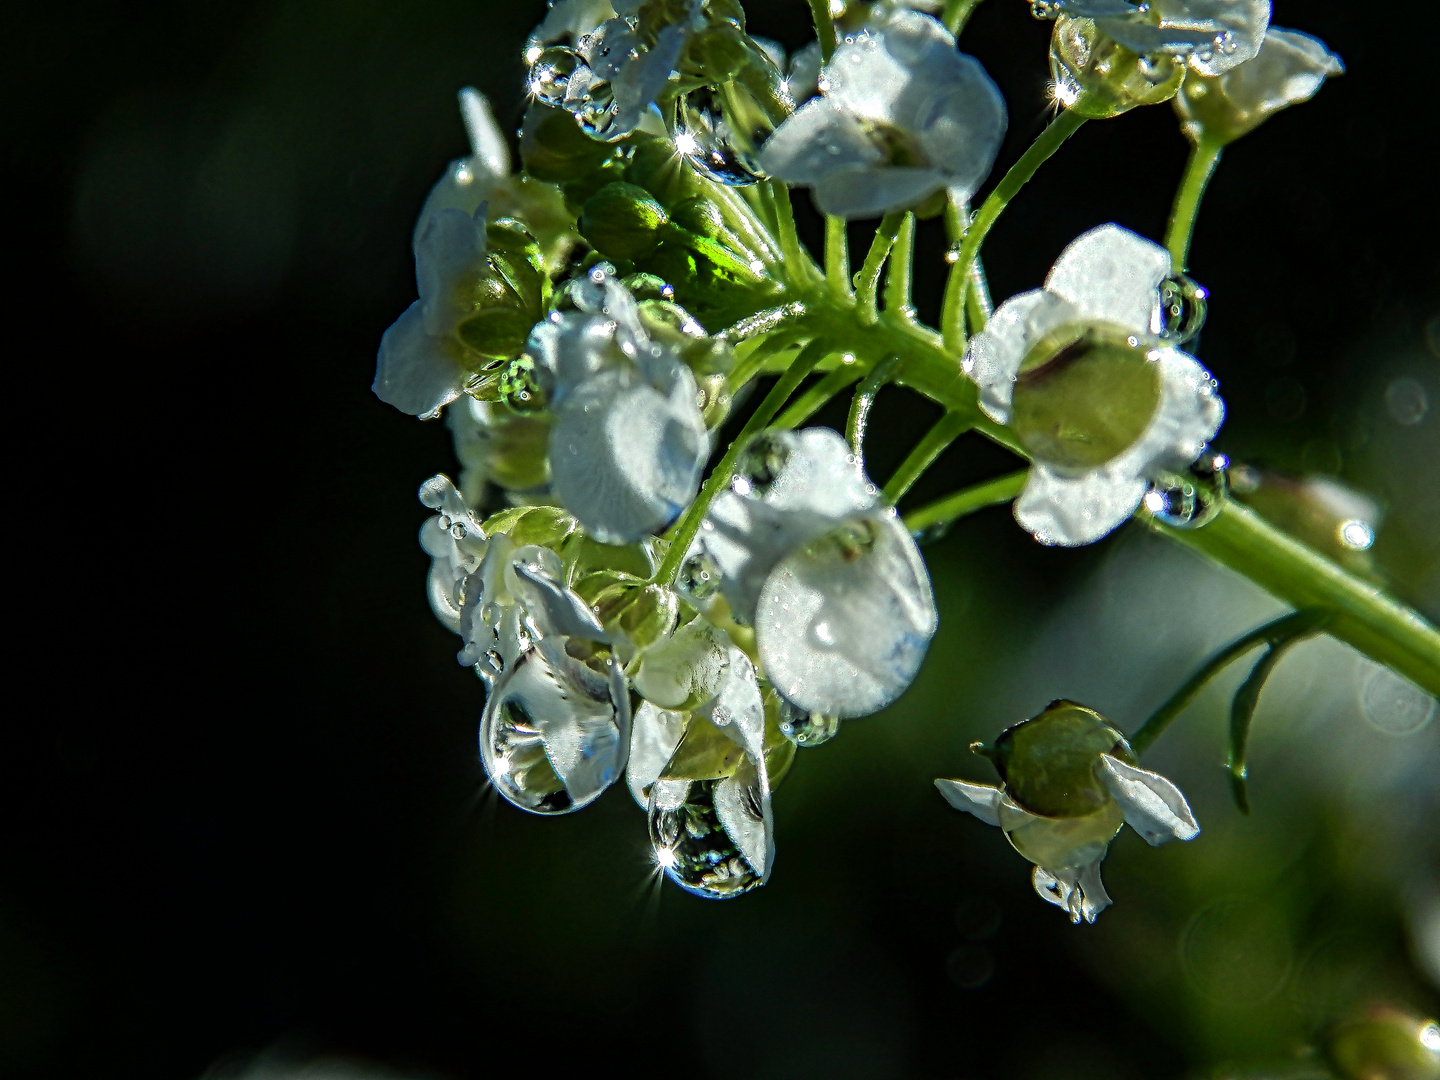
[990,700,1136,818]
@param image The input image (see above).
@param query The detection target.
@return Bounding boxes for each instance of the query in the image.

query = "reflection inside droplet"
[1421,1022,1440,1051]
[1359,665,1437,736]
[1338,520,1374,550]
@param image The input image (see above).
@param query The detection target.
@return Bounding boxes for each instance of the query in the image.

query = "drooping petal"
[626,701,687,808]
[548,363,708,543]
[418,475,488,632]
[758,99,884,187]
[1095,754,1200,845]
[1014,462,1149,547]
[713,754,773,879]
[374,302,467,418]
[963,288,1079,424]
[529,0,616,49]
[507,555,608,642]
[415,207,488,335]
[1032,860,1111,923]
[633,618,732,708]
[934,778,1006,826]
[755,509,937,718]
[1044,224,1170,336]
[693,645,767,762]
[1152,0,1270,76]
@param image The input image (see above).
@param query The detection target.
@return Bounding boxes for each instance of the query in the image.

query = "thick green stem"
[1165,138,1223,271]
[903,469,1027,536]
[825,216,851,300]
[847,355,900,453]
[855,211,906,324]
[956,108,1088,325]
[807,0,837,63]
[884,410,971,502]
[941,0,986,35]
[940,197,968,355]
[884,213,916,317]
[655,339,832,584]
[775,363,863,430]
[1129,609,1327,756]
[1147,502,1440,697]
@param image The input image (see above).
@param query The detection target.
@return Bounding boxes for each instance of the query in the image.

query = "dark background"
[5,1,1437,1077]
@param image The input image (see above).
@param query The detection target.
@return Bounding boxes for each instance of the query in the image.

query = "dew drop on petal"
[648,777,765,899]
[1156,274,1208,344]
[776,698,841,747]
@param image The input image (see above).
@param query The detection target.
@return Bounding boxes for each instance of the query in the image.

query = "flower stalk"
[1164,138,1224,270]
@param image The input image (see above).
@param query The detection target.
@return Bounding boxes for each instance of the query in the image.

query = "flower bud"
[1050,16,1185,118]
[1324,1009,1440,1080]
[520,103,617,183]
[579,181,670,260]
[575,571,680,652]
[978,700,1136,818]
[481,504,579,551]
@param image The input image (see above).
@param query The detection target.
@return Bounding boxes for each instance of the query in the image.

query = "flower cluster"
[374,0,1357,912]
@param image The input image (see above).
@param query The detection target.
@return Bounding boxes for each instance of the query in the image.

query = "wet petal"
[613,21,688,132]
[548,363,708,543]
[417,475,487,632]
[759,99,883,187]
[508,557,608,641]
[934,778,1006,826]
[633,618,732,708]
[713,754,773,879]
[374,301,466,417]
[1014,462,1148,546]
[963,288,1078,424]
[811,165,950,219]
[1044,224,1170,335]
[626,701,687,808]
[529,0,616,47]
[1137,347,1225,472]
[694,645,766,761]
[1095,754,1200,845]
[415,207,488,335]
[1032,860,1111,923]
[755,509,937,718]
[1154,0,1269,76]
[737,428,877,517]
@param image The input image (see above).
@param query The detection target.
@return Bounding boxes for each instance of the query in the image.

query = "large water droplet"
[677,548,722,603]
[528,46,581,109]
[648,776,765,898]
[484,694,573,814]
[499,355,548,414]
[676,88,765,186]
[732,431,791,498]
[1143,453,1227,528]
[1157,273,1207,344]
[776,698,841,747]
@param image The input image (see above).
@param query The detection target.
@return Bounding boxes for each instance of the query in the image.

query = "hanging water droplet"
[648,778,764,898]
[1143,453,1227,528]
[733,432,791,498]
[677,549,722,603]
[564,66,622,140]
[776,698,841,747]
[1157,273,1207,344]
[527,46,581,109]
[1030,0,1061,19]
[499,355,548,414]
[483,694,573,814]
[676,88,764,186]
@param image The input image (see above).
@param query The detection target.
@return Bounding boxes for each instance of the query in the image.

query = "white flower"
[415,88,511,244]
[1174,27,1343,144]
[682,427,937,718]
[1041,0,1271,77]
[417,475,488,633]
[759,11,1007,218]
[936,701,1199,923]
[964,223,1224,546]
[373,203,488,418]
[527,265,709,543]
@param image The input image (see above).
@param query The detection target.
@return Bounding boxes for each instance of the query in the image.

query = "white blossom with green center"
[965,223,1224,546]
[760,10,1007,217]
[1040,0,1271,76]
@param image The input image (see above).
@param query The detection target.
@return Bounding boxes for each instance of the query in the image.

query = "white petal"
[1014,463,1148,547]
[414,207,487,336]
[633,618,732,708]
[417,474,487,632]
[626,702,687,808]
[759,99,884,187]
[963,288,1078,424]
[1048,0,1145,14]
[1137,347,1225,472]
[934,778,1005,826]
[612,21,688,133]
[374,302,466,417]
[458,87,510,178]
[530,0,616,46]
[1032,860,1111,923]
[1044,224,1171,335]
[694,645,767,762]
[1095,755,1200,845]
[1178,26,1342,141]
[904,59,1007,203]
[548,363,707,543]
[713,754,773,878]
[822,31,911,123]
[507,557,608,642]
[746,428,878,517]
[755,509,937,718]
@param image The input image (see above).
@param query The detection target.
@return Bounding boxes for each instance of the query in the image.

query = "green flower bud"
[668,197,724,240]
[1010,325,1162,470]
[579,182,670,261]
[520,103,617,183]
[1324,1010,1440,1080]
[561,156,628,217]
[574,572,680,652]
[480,504,579,550]
[625,135,700,208]
[978,700,1136,818]
[1050,16,1185,119]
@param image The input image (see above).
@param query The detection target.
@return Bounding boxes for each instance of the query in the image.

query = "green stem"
[956,108,1088,325]
[774,363,863,430]
[767,180,817,285]
[1147,501,1440,697]
[1130,609,1331,756]
[965,256,993,333]
[655,338,832,584]
[902,468,1027,536]
[807,0,837,63]
[1164,138,1223,272]
[726,330,804,392]
[1227,625,1321,814]
[884,410,971,503]
[940,196,968,356]
[847,355,900,453]
[825,216,851,300]
[884,213,916,317]
[855,211,906,325]
[941,0,986,35]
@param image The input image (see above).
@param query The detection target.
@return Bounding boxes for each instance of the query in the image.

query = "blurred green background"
[4,1,1437,1077]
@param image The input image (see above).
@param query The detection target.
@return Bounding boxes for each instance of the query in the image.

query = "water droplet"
[483,694,574,814]
[677,549,721,603]
[1359,665,1436,736]
[1143,454,1227,528]
[777,698,841,746]
[648,778,764,899]
[733,432,791,498]
[1384,376,1429,426]
[1157,274,1207,344]
[527,46,580,109]
[499,355,548,414]
[1337,519,1374,550]
[675,88,765,187]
